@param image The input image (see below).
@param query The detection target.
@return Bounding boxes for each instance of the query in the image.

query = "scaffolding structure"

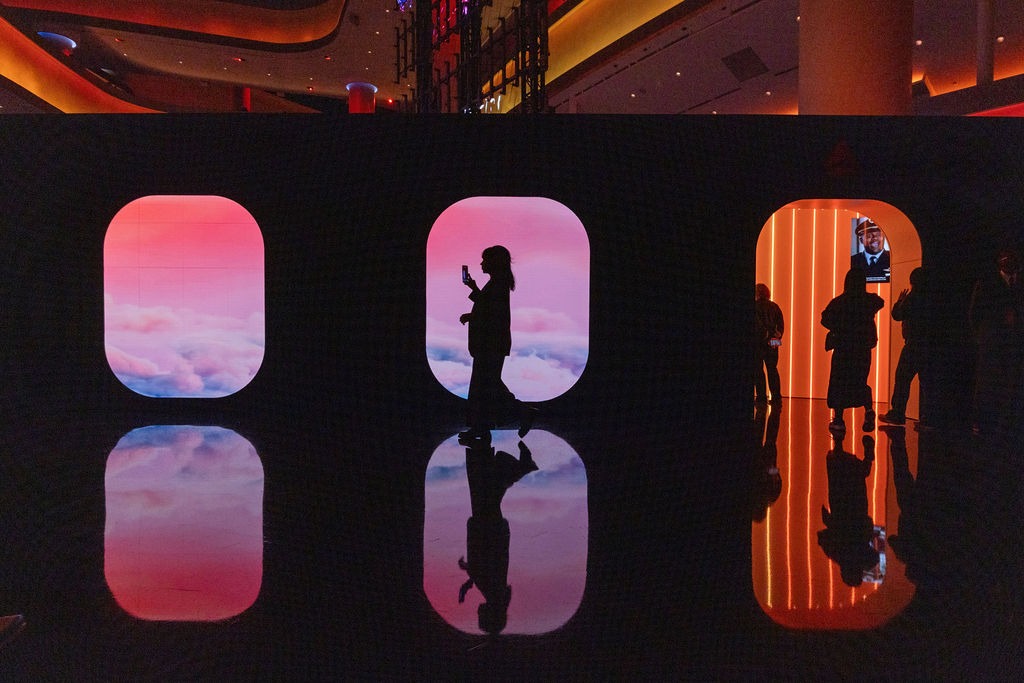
[396,0,548,113]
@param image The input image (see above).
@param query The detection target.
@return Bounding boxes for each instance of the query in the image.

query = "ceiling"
[1,0,1023,114]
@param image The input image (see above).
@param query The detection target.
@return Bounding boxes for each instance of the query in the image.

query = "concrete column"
[798,1,913,114]
[977,0,994,86]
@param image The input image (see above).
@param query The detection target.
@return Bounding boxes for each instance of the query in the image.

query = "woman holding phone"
[459,245,535,439]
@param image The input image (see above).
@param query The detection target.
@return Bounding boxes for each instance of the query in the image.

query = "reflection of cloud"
[106,298,264,397]
[105,425,264,622]
[105,425,265,519]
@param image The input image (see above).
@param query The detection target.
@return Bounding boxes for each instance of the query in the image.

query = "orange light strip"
[765,504,773,608]
[0,0,345,44]
[786,393,793,610]
[788,210,796,399]
[809,210,817,399]
[0,15,157,112]
[805,399,812,610]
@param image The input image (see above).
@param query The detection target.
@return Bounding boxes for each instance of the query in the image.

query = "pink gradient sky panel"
[104,196,265,397]
[425,197,590,400]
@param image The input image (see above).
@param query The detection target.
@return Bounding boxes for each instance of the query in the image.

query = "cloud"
[426,309,587,401]
[105,299,265,397]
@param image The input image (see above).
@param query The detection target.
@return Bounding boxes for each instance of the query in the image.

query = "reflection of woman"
[817,433,879,587]
[460,246,534,438]
[821,269,884,432]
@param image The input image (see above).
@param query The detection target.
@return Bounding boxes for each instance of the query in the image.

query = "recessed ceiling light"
[675,71,681,77]
[232,57,245,62]
[630,93,636,98]
[765,90,772,96]
[915,39,922,46]
[997,35,1005,43]
[324,55,333,61]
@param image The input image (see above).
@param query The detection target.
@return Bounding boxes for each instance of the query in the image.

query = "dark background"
[0,116,1022,678]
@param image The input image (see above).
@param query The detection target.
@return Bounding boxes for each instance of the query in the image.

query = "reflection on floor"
[2,396,1022,678]
[751,399,916,630]
[424,430,587,635]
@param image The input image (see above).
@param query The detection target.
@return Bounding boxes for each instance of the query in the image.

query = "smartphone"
[769,338,782,348]
[462,265,469,284]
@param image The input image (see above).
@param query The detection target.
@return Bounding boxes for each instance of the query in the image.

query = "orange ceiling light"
[0,15,157,112]
[0,0,346,45]
[547,0,683,83]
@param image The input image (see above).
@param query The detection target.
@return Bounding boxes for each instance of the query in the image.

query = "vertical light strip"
[786,389,793,610]
[788,210,796,398]
[832,210,839,299]
[810,211,817,399]
[770,214,776,298]
[766,213,777,609]
[765,506,773,608]
[829,211,839,611]
[806,395,813,609]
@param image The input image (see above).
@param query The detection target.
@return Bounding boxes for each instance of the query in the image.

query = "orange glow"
[752,400,916,630]
[0,15,157,112]
[546,0,682,84]
[1,0,344,44]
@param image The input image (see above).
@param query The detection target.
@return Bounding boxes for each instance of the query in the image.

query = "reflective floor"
[1,397,1022,679]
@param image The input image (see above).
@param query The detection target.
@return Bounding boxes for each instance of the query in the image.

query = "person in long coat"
[460,245,535,438]
[821,268,884,431]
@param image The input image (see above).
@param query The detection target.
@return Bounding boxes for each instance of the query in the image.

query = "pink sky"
[426,197,590,401]
[423,430,588,635]
[104,425,264,621]
[104,196,265,397]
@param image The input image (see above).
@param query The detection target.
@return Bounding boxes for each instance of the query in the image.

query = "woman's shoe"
[879,411,905,426]
[518,405,538,438]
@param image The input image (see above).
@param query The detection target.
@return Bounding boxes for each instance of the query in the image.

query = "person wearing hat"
[851,218,890,282]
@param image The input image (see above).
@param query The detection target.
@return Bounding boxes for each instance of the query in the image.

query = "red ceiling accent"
[0,0,345,44]
[970,101,1024,116]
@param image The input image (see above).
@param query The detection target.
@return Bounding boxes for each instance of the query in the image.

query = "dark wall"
[1,115,1022,676]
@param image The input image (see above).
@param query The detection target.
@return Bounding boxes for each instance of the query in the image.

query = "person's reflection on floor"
[880,425,926,586]
[456,433,539,634]
[817,432,881,587]
[751,403,782,521]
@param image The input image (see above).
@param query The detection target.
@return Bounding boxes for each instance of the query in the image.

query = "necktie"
[869,256,876,266]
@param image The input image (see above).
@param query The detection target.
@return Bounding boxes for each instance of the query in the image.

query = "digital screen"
[850,217,891,283]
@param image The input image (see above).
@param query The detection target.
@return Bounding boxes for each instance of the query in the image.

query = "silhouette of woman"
[821,268,884,432]
[460,245,535,438]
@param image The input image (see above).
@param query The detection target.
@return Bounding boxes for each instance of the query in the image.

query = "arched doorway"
[755,200,922,418]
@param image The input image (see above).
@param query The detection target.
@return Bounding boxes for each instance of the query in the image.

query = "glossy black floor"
[1,390,1022,680]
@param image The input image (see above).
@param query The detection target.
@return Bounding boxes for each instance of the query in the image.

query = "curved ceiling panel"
[0,0,346,45]
[0,15,157,112]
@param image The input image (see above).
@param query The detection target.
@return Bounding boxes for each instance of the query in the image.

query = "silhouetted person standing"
[457,437,538,634]
[460,245,535,438]
[881,267,934,427]
[968,248,1023,436]
[754,283,785,405]
[821,268,884,432]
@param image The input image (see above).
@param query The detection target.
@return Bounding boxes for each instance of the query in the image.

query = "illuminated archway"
[755,200,922,417]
